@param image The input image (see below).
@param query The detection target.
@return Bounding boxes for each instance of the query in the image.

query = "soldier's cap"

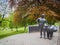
[41,14,45,17]
[41,14,45,16]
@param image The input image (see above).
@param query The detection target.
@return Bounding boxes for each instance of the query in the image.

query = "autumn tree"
[8,0,60,27]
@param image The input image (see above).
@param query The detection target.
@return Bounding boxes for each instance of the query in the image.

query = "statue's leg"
[50,31,53,39]
[43,30,45,38]
[40,28,43,38]
[47,30,49,39]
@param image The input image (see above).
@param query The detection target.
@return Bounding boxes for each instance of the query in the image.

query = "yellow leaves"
[14,10,20,16]
[13,9,22,26]
[29,7,39,14]
[28,5,59,22]
[28,7,40,21]
[13,5,60,26]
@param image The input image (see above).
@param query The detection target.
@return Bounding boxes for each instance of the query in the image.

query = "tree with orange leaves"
[8,0,60,28]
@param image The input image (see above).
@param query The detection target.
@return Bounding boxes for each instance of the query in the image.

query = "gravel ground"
[0,32,58,45]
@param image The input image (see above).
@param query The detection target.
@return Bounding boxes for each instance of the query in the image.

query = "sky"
[0,0,11,17]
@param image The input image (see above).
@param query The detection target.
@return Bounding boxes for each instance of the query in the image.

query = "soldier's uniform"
[37,14,47,38]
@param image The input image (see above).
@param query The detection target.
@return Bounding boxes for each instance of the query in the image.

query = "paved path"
[57,33,60,45]
[0,32,58,45]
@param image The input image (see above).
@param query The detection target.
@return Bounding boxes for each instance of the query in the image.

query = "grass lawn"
[0,27,28,39]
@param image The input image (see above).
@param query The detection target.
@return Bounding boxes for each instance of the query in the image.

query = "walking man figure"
[36,14,47,38]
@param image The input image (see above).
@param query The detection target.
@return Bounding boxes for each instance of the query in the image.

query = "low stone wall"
[28,25,40,33]
[28,25,58,33]
[28,25,47,33]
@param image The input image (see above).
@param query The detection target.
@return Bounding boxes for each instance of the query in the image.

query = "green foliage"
[0,14,2,21]
[1,20,9,28]
[9,12,14,21]
[54,22,60,26]
[0,27,28,39]
[0,12,15,29]
[8,12,14,28]
[27,18,36,25]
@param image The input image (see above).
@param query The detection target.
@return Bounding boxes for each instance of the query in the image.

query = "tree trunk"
[24,25,26,31]
[16,26,18,32]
